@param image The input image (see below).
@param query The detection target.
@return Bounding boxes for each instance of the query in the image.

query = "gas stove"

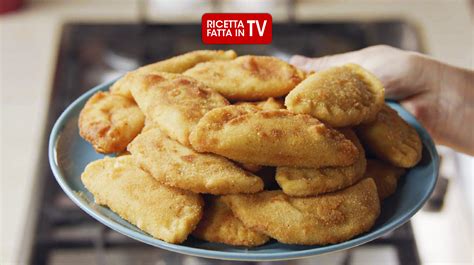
[31,22,425,265]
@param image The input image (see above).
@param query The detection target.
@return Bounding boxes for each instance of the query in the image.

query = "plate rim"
[48,79,440,261]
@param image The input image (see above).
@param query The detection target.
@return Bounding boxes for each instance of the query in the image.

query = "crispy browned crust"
[356,104,422,168]
[128,73,229,146]
[189,105,359,167]
[128,128,264,195]
[222,178,380,245]
[110,50,237,98]
[275,128,367,197]
[364,159,406,200]
[285,64,385,127]
[184,55,306,100]
[81,156,203,244]
[78,91,144,153]
[192,197,270,246]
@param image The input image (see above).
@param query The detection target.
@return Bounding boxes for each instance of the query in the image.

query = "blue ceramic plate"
[49,78,439,261]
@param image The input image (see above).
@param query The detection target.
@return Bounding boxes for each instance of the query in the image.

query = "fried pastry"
[128,128,264,195]
[275,128,367,196]
[222,178,380,245]
[81,156,203,244]
[190,105,358,167]
[285,64,385,127]
[110,50,237,98]
[364,159,405,200]
[192,197,270,247]
[356,104,422,168]
[78,91,144,153]
[184,55,305,100]
[129,73,229,146]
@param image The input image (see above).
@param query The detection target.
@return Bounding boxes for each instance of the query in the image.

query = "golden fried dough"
[110,50,237,98]
[81,156,203,244]
[184,56,305,100]
[275,129,366,197]
[78,91,144,153]
[190,105,358,167]
[235,97,285,111]
[128,128,264,195]
[356,104,422,168]
[364,159,405,200]
[192,197,270,246]
[285,64,385,127]
[128,73,228,146]
[222,178,380,245]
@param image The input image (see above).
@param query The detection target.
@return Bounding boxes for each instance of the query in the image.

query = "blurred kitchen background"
[1,0,473,264]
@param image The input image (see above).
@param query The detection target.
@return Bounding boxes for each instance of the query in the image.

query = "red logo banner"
[202,13,272,44]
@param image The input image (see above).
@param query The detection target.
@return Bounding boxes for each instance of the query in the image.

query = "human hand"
[291,45,474,155]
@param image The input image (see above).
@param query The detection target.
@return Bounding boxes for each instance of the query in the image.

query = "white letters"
[206,19,268,38]
[247,20,255,36]
[256,20,267,36]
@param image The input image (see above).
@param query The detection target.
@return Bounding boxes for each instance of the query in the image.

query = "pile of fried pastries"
[79,50,422,247]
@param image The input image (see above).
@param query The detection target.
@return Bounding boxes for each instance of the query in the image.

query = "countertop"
[1,0,472,264]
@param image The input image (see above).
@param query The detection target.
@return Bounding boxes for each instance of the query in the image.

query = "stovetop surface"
[32,22,422,265]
